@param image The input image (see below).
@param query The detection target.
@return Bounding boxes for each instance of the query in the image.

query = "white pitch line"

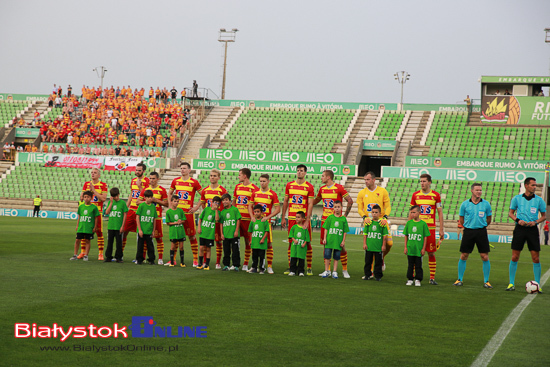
[471,267,550,367]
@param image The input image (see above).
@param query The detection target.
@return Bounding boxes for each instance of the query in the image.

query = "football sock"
[428,255,436,279]
[243,244,251,266]
[80,239,86,254]
[143,243,147,260]
[287,243,292,267]
[482,260,491,283]
[190,238,199,262]
[509,260,518,285]
[97,234,104,255]
[198,256,203,266]
[157,239,164,261]
[458,259,467,281]
[267,246,274,268]
[170,250,174,264]
[122,236,127,251]
[206,257,211,266]
[216,242,222,264]
[533,262,541,284]
[180,249,184,264]
[306,242,313,269]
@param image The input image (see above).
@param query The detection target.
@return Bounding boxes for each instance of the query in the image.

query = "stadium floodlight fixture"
[395,71,410,109]
[93,66,108,97]
[218,28,239,99]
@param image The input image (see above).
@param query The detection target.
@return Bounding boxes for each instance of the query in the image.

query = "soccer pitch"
[1,217,548,367]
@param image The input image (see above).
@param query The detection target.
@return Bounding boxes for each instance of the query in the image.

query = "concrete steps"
[345,110,380,165]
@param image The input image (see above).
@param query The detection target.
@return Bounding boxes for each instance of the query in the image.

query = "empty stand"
[224,108,354,153]
[373,111,405,139]
[0,101,27,125]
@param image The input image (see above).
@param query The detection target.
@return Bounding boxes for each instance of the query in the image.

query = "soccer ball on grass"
[525,280,540,294]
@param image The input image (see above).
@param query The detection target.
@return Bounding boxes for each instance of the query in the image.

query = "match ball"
[525,280,540,294]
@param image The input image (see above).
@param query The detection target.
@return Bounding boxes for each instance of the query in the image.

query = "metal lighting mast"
[93,66,108,97]
[218,28,238,99]
[394,71,410,110]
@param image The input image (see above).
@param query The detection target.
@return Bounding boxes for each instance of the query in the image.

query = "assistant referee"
[33,195,42,217]
[506,177,547,292]
[454,183,493,288]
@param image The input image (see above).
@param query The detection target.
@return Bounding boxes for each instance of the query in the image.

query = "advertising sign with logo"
[199,149,342,164]
[17,152,103,169]
[362,140,396,151]
[405,156,548,171]
[193,159,357,176]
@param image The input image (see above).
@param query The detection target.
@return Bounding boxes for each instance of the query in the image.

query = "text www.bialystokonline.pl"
[39,344,180,353]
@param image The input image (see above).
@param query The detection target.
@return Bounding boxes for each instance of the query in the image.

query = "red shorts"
[426,229,437,252]
[153,218,163,239]
[239,220,251,243]
[95,215,103,236]
[215,222,222,243]
[123,209,137,232]
[183,213,196,237]
[288,219,312,240]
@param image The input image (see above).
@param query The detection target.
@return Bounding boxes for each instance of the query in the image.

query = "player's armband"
[436,203,442,208]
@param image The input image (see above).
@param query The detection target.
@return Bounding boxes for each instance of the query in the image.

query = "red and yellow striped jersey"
[233,183,259,221]
[410,190,442,229]
[357,186,391,219]
[251,189,280,216]
[129,177,150,211]
[201,185,228,210]
[317,183,349,221]
[138,185,168,216]
[285,181,315,220]
[170,177,202,213]
[82,181,108,211]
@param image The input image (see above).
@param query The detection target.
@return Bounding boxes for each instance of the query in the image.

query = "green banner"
[481,76,550,84]
[0,93,49,102]
[198,99,397,111]
[402,104,482,113]
[15,129,40,138]
[362,140,396,151]
[481,96,550,125]
[17,152,166,169]
[382,166,545,183]
[405,156,548,171]
[199,149,342,164]
[193,159,357,176]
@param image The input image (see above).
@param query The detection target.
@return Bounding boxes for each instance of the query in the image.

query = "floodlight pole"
[93,66,108,97]
[218,28,238,100]
[394,71,410,110]
[545,28,550,75]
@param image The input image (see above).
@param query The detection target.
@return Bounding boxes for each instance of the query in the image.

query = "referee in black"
[454,183,493,288]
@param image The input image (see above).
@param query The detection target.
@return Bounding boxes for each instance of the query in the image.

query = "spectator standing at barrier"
[33,195,42,217]
[170,87,177,103]
[192,80,198,98]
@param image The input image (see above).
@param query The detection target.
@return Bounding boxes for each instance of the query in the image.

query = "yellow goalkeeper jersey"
[357,185,391,218]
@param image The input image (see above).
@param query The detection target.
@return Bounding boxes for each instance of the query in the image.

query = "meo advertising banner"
[17,153,103,169]
[405,156,548,171]
[362,140,396,151]
[199,149,342,164]
[193,159,357,176]
[382,166,545,183]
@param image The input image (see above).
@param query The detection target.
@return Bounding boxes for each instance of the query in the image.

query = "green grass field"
[1,217,549,367]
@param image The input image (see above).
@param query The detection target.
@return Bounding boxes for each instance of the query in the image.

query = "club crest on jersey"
[208,215,212,220]
[412,226,417,232]
[147,210,151,215]
[291,195,304,204]
[226,213,230,219]
[297,232,302,238]
[335,221,339,227]
[175,214,179,220]
[373,225,377,231]
[113,205,117,210]
[254,224,259,230]
[84,210,88,215]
